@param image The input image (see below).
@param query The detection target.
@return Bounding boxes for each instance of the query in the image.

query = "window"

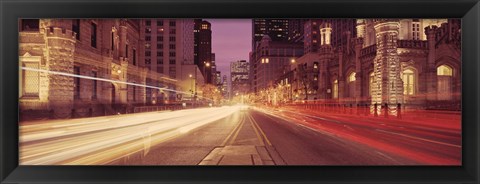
[145,28,152,33]
[313,62,318,69]
[402,69,415,95]
[21,19,39,32]
[157,43,163,49]
[125,44,129,58]
[169,52,176,57]
[169,29,176,34]
[332,80,338,99]
[145,51,151,56]
[72,19,80,40]
[347,72,356,98]
[21,62,40,97]
[169,66,176,78]
[157,66,164,73]
[90,23,97,48]
[369,72,374,96]
[169,36,176,42]
[145,36,151,41]
[169,44,175,50]
[157,52,163,57]
[92,71,97,99]
[74,66,80,99]
[437,65,453,100]
[132,49,137,66]
[412,22,420,40]
[169,21,176,26]
[157,36,163,41]
[132,85,136,102]
[146,20,151,26]
[157,58,163,64]
[145,59,151,65]
[157,20,163,26]
[111,31,115,50]
[169,59,176,64]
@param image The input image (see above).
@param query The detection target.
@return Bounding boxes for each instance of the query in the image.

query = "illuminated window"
[437,65,453,100]
[348,72,356,82]
[20,62,40,98]
[402,69,415,95]
[347,72,356,97]
[437,65,453,76]
[332,79,338,99]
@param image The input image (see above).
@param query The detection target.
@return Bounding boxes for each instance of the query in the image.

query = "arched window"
[332,79,338,99]
[437,65,453,100]
[369,72,374,96]
[347,72,356,98]
[402,69,415,95]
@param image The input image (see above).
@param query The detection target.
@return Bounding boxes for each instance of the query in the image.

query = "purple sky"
[206,19,252,79]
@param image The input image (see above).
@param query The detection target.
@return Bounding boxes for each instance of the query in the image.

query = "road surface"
[19,105,461,165]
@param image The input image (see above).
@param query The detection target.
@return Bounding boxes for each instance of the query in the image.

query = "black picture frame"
[1,0,479,183]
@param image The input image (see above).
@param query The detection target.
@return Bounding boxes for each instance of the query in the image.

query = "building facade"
[250,35,304,93]
[252,19,290,50]
[287,19,460,111]
[19,19,196,120]
[194,19,214,84]
[230,60,250,97]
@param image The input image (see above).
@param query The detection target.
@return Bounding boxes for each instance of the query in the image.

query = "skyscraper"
[252,19,289,50]
[230,60,250,97]
[194,19,214,84]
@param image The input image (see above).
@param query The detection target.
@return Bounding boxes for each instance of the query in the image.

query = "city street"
[19,105,460,165]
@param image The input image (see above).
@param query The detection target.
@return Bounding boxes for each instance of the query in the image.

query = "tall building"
[251,35,304,93]
[18,19,196,120]
[221,75,229,99]
[303,19,323,53]
[288,19,306,43]
[252,19,289,50]
[194,19,214,84]
[330,19,357,48]
[230,60,250,97]
[140,19,195,104]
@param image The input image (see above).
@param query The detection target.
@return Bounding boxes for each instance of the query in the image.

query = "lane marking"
[228,114,246,145]
[248,113,272,146]
[248,114,266,146]
[375,129,461,148]
[221,113,245,146]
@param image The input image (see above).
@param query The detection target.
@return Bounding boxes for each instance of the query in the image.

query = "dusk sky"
[206,19,252,80]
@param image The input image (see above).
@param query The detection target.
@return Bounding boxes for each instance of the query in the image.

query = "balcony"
[397,40,428,49]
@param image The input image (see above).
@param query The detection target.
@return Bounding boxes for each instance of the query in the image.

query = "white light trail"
[20,66,213,101]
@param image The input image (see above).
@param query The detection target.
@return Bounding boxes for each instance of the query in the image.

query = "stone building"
[288,19,461,111]
[250,35,304,93]
[19,19,195,120]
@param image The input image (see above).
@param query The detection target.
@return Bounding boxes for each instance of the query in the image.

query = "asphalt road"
[116,108,420,165]
[20,105,460,165]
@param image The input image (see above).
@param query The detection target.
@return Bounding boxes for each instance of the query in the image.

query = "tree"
[200,84,223,105]
[297,64,318,100]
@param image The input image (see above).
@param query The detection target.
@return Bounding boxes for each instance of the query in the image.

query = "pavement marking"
[375,129,461,148]
[249,115,266,146]
[248,114,272,146]
[228,114,246,145]
[220,113,245,146]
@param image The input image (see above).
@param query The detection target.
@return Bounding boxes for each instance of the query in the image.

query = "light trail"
[20,66,213,101]
[20,106,245,165]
